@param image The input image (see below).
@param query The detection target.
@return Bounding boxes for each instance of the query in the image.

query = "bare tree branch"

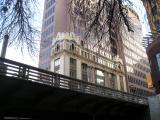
[69,0,134,50]
[0,0,40,55]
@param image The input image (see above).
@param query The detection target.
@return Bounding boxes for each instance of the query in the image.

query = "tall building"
[39,0,154,95]
[39,0,71,70]
[142,0,160,93]
[123,7,154,96]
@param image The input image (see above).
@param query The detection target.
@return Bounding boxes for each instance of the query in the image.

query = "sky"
[0,0,150,67]
[129,0,151,36]
[0,0,45,67]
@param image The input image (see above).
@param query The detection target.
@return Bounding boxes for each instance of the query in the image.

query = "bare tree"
[69,1,135,89]
[69,0,134,46]
[0,0,40,55]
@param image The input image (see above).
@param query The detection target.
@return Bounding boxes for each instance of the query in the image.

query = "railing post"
[51,75,54,86]
[26,68,29,80]
[1,34,9,58]
[0,61,7,76]
[55,74,60,87]
[80,81,85,92]
[18,66,26,79]
[0,34,8,77]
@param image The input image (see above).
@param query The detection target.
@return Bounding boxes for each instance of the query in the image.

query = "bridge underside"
[0,75,150,120]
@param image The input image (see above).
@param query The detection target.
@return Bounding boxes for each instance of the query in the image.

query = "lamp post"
[1,34,9,58]
[0,34,9,75]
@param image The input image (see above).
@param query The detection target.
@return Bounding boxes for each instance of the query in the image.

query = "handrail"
[0,57,148,105]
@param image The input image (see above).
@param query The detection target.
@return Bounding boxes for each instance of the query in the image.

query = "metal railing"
[0,57,148,105]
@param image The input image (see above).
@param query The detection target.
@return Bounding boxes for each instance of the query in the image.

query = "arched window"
[55,44,60,51]
[70,43,75,51]
[81,40,84,47]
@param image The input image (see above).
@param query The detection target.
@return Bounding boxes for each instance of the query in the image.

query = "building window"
[54,58,60,73]
[55,44,60,52]
[93,55,95,61]
[129,85,136,94]
[96,69,104,86]
[70,58,77,78]
[81,51,84,56]
[70,43,75,51]
[82,63,88,82]
[81,40,84,47]
[110,40,117,57]
[109,73,116,89]
[120,76,124,91]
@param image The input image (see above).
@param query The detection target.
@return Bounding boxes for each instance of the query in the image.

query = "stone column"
[123,76,127,92]
[50,60,55,72]
[77,59,81,80]
[92,67,96,84]
[64,54,70,76]
[116,74,120,91]
[104,72,109,88]
[60,55,65,75]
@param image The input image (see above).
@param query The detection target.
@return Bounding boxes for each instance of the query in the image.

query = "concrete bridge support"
[148,94,160,120]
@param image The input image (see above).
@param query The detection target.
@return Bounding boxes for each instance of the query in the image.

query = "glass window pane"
[54,58,60,73]
[97,78,104,85]
[54,58,60,66]
[96,70,104,76]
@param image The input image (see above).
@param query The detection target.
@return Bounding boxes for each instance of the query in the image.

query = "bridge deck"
[0,57,148,105]
[0,75,149,120]
[0,57,150,119]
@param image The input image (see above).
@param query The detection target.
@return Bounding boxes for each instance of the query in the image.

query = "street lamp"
[1,34,9,58]
[0,34,9,75]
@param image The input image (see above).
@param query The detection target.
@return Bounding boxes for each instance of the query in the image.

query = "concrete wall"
[148,94,160,120]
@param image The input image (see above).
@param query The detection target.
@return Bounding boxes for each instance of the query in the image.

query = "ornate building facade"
[50,32,127,92]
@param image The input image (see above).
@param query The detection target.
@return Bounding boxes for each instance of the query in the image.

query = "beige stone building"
[50,32,127,91]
